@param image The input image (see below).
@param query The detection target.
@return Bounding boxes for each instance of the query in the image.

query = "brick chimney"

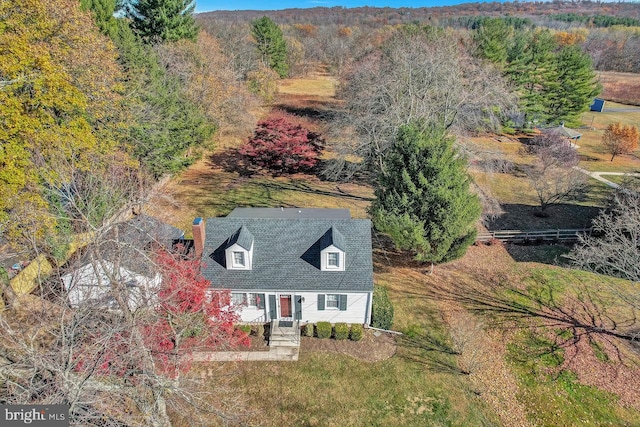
[192,217,205,259]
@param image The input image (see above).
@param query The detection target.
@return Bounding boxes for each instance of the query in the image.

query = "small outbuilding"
[590,98,606,112]
[541,123,582,148]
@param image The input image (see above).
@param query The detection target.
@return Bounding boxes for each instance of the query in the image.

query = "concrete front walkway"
[192,322,301,362]
[192,345,299,362]
[573,167,640,189]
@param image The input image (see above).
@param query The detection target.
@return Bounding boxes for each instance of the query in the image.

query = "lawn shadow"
[258,180,374,203]
[414,272,638,346]
[317,158,374,184]
[486,203,601,230]
[579,153,601,163]
[207,147,254,177]
[274,104,339,122]
[390,270,638,376]
[273,99,341,122]
[501,243,573,266]
[397,332,468,375]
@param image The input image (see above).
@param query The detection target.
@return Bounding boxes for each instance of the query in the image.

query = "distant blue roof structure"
[590,98,605,112]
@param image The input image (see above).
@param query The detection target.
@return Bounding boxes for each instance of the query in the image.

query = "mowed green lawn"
[466,102,640,230]
[574,104,640,173]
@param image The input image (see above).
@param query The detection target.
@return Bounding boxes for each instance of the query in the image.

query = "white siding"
[233,290,372,325]
[62,261,161,309]
[320,244,345,271]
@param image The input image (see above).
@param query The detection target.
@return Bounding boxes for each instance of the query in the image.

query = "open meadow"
[151,72,640,426]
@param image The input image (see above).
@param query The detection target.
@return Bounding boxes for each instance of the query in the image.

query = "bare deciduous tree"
[196,20,259,81]
[328,27,516,178]
[568,187,640,292]
[155,32,258,135]
[522,133,586,216]
[1,165,249,425]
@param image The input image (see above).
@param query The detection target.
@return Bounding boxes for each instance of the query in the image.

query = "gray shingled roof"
[121,214,185,248]
[543,125,582,139]
[65,215,184,277]
[201,218,373,292]
[320,226,345,251]
[229,226,254,250]
[228,207,351,219]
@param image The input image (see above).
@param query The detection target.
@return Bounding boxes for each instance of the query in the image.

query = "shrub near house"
[372,285,394,330]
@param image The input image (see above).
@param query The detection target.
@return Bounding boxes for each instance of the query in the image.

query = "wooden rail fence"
[477,228,592,243]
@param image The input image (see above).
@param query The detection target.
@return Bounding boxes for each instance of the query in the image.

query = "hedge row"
[304,322,363,341]
[235,324,265,337]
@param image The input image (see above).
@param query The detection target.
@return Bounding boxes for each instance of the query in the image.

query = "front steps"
[193,320,301,362]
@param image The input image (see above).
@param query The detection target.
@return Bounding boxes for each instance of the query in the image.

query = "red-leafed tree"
[240,116,325,174]
[145,249,249,376]
[72,250,249,380]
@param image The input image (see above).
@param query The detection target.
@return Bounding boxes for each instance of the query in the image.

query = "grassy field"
[187,243,640,427]
[149,161,373,237]
[572,109,640,174]
[157,72,640,426]
[598,71,640,106]
[466,99,640,230]
[278,74,338,98]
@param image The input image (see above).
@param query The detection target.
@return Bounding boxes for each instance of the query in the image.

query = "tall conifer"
[370,123,481,264]
[545,46,600,126]
[127,0,198,42]
[251,16,288,78]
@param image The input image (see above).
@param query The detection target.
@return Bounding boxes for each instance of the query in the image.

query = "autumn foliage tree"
[146,250,249,376]
[602,122,639,161]
[0,0,131,247]
[240,116,325,174]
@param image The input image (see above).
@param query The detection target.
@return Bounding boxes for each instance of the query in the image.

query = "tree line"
[197,1,640,29]
[0,0,262,255]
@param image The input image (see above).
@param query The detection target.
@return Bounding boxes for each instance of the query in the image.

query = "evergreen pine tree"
[505,30,556,127]
[80,0,119,36]
[111,21,213,177]
[545,45,601,126]
[473,18,512,68]
[251,16,288,78]
[127,0,198,43]
[370,122,481,264]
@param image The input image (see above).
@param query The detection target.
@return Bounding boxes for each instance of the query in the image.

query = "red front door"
[280,295,292,318]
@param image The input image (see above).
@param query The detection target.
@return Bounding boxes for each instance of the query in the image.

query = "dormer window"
[320,226,346,271]
[225,226,254,270]
[232,251,246,267]
[327,252,340,268]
